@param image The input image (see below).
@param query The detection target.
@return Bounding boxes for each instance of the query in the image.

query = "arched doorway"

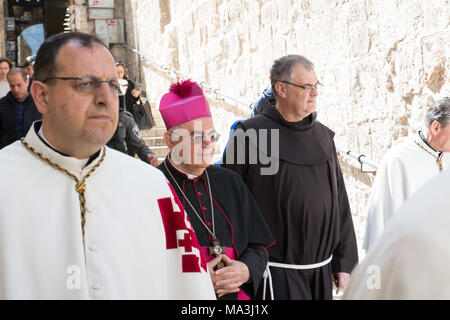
[5,0,69,67]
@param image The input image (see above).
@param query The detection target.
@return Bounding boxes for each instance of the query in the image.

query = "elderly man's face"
[39,42,119,158]
[284,64,319,119]
[169,116,217,170]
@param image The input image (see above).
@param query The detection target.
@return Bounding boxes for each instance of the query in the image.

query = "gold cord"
[414,140,443,172]
[21,138,105,246]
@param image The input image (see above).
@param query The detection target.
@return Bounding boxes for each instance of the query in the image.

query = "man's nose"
[94,82,116,105]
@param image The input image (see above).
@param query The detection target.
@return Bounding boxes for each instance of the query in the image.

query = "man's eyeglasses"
[171,130,220,144]
[191,131,220,144]
[43,74,120,95]
[278,80,322,91]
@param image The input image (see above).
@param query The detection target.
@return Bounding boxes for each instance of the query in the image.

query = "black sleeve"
[331,152,359,274]
[238,245,269,298]
[233,170,274,298]
[221,123,250,181]
[125,79,140,111]
[124,115,155,163]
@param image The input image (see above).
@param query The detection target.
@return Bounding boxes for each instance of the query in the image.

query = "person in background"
[363,97,450,251]
[251,88,275,117]
[116,61,141,112]
[0,58,12,98]
[0,68,41,149]
[23,55,35,91]
[107,108,158,166]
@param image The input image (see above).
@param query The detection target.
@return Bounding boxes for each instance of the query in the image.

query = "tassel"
[169,79,203,98]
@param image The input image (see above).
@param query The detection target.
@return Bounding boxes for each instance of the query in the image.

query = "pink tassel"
[169,79,203,98]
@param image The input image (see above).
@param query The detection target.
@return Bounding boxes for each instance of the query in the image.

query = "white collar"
[24,121,104,179]
[167,154,201,180]
[414,131,441,158]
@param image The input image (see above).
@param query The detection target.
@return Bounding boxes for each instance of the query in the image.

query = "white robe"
[0,123,215,300]
[363,132,449,251]
[344,167,450,299]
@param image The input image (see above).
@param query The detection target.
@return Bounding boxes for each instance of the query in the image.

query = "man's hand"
[147,154,159,167]
[208,255,249,298]
[333,272,350,295]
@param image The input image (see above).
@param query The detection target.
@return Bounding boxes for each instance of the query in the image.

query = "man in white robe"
[344,166,450,299]
[0,32,215,300]
[364,97,450,251]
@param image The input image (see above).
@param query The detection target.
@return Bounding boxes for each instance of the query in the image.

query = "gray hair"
[270,55,314,96]
[7,68,28,82]
[425,97,450,128]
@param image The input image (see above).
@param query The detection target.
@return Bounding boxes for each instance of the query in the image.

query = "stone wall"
[123,0,450,256]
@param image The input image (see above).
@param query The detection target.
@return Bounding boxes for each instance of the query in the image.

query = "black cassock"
[158,158,274,300]
[222,107,358,300]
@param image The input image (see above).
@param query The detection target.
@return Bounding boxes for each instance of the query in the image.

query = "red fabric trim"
[158,183,208,273]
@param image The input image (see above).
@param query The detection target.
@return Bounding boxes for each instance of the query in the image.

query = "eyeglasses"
[43,74,120,95]
[171,130,220,144]
[190,131,220,144]
[278,80,322,91]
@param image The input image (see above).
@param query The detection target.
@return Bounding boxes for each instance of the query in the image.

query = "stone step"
[153,117,165,127]
[144,136,166,147]
[150,145,170,158]
[142,127,166,137]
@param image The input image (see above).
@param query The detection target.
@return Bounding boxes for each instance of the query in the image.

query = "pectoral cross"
[208,239,226,269]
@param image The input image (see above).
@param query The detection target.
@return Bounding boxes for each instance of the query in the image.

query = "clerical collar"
[34,121,100,167]
[415,131,444,172]
[264,106,316,131]
[167,154,201,180]
[418,131,440,153]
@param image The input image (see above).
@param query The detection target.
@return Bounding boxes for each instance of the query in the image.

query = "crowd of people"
[0,31,448,300]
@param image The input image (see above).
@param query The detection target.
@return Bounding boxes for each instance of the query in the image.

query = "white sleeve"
[363,154,408,251]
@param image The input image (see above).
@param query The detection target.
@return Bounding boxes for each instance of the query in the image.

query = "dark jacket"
[0,91,41,149]
[107,110,155,163]
[251,88,275,117]
[119,79,140,112]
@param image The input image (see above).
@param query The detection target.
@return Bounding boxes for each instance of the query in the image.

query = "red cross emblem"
[158,183,207,273]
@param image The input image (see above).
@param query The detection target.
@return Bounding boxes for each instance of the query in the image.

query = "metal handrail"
[124,44,379,172]
[336,145,378,171]
[123,44,253,112]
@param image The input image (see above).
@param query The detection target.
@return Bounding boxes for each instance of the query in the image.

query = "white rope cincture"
[262,255,333,300]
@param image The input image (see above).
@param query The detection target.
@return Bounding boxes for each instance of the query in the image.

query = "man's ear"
[30,81,49,115]
[274,82,286,98]
[163,131,181,150]
[429,120,441,137]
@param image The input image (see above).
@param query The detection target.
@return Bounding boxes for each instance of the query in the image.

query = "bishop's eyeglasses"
[43,74,120,95]
[171,130,221,144]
